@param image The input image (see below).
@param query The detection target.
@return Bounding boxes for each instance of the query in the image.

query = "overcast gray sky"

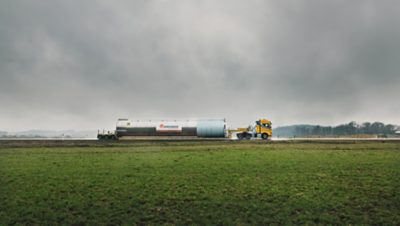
[1,0,399,130]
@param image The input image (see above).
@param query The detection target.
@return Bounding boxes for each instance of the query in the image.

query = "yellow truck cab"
[234,118,272,140]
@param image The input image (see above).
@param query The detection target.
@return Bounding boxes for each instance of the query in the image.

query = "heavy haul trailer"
[98,119,226,140]
[97,118,272,140]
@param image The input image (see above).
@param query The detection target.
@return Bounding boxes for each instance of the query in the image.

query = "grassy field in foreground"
[0,141,399,225]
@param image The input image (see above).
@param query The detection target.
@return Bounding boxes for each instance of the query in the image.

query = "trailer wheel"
[245,133,252,140]
[262,133,269,140]
[237,133,244,140]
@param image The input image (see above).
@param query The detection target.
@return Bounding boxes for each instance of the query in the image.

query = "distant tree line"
[274,122,399,137]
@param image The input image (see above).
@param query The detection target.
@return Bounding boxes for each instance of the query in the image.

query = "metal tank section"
[196,119,226,137]
[115,119,226,138]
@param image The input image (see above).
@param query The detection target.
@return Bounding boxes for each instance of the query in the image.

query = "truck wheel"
[245,133,252,140]
[237,133,244,140]
[262,133,269,140]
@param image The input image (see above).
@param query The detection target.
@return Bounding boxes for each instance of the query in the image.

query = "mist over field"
[1,1,400,130]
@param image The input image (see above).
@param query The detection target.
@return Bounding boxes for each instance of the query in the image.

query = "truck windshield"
[263,123,271,128]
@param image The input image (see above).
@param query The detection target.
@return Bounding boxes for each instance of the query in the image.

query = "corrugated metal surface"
[196,119,226,137]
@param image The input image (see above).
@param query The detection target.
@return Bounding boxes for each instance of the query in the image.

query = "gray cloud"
[1,0,399,130]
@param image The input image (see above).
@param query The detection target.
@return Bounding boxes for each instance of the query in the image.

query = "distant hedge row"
[274,121,399,137]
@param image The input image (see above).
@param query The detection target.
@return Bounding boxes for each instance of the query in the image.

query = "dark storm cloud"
[0,0,399,130]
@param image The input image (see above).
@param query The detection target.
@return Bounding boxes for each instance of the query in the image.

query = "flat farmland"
[0,141,399,225]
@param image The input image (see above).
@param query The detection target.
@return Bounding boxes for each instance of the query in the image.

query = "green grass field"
[1,141,399,225]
